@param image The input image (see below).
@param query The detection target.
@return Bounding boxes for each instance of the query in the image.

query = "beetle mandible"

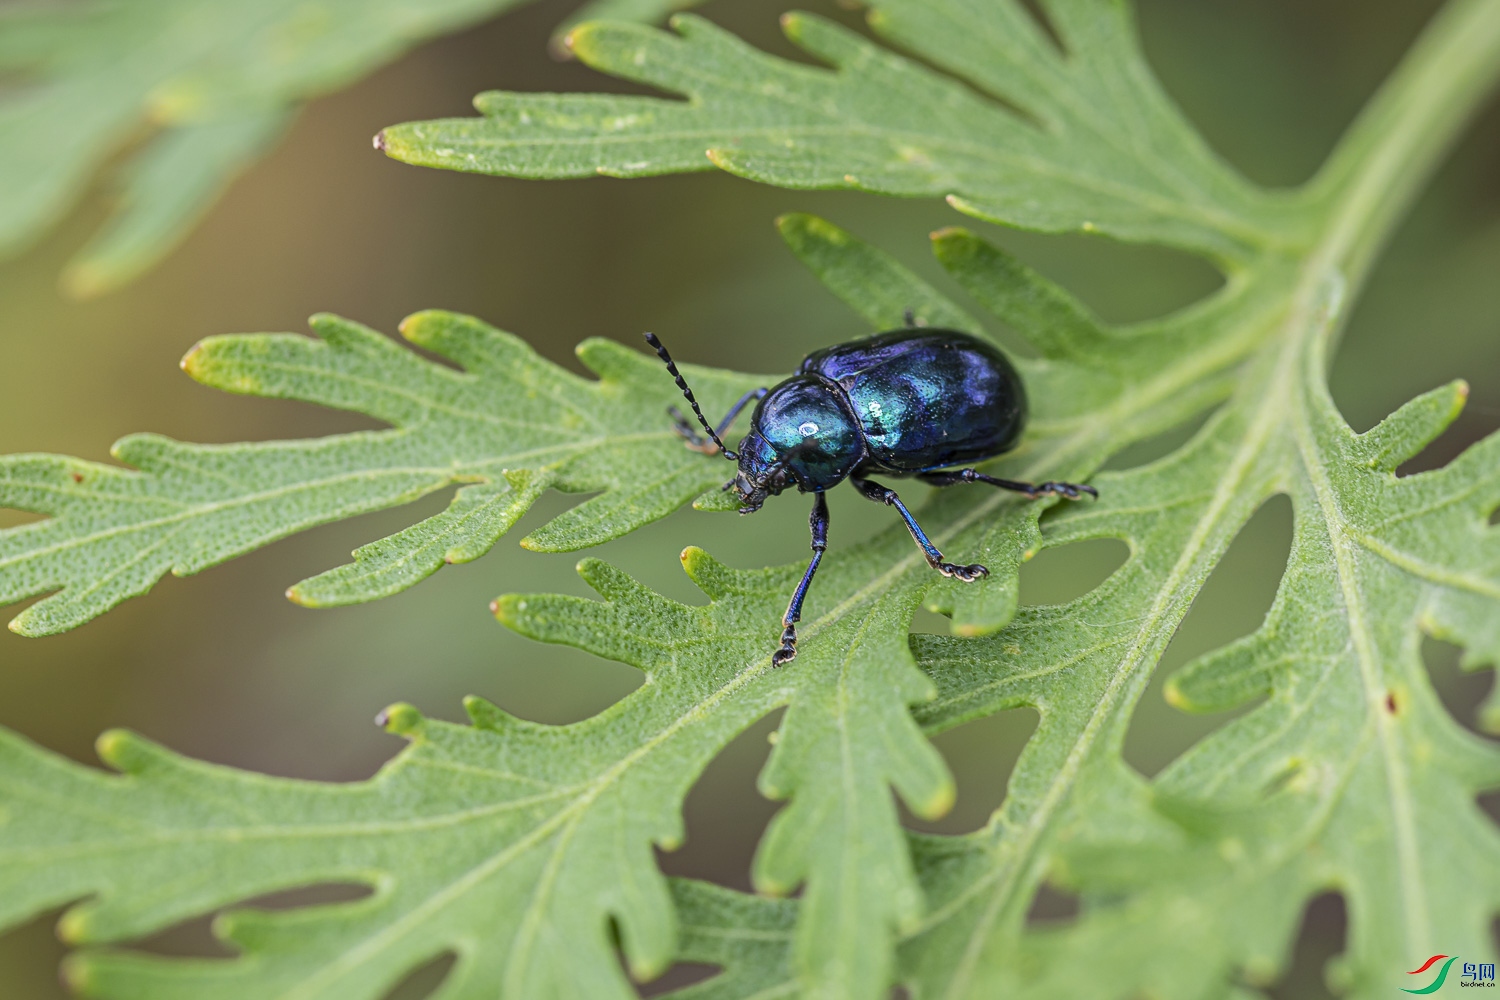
[645,313,1095,666]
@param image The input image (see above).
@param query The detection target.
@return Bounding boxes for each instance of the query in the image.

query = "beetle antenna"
[644,333,738,460]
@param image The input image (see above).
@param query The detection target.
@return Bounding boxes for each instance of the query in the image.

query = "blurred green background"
[1,0,1496,996]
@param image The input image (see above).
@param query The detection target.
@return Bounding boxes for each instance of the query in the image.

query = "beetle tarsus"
[1029,480,1098,500]
[937,561,989,581]
[773,626,798,666]
[918,468,1097,500]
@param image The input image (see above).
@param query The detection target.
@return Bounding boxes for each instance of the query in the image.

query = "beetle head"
[729,377,863,513]
[728,435,789,514]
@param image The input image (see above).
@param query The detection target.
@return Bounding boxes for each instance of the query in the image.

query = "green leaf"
[7,1,1500,999]
[0,0,693,296]
[901,294,1500,1000]
[666,879,796,999]
[0,695,700,999]
[379,4,1305,262]
[0,538,923,1000]
[375,0,1500,995]
[61,108,292,298]
[0,309,760,636]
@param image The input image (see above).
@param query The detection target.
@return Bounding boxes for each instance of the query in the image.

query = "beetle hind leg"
[919,468,1098,500]
[850,477,988,582]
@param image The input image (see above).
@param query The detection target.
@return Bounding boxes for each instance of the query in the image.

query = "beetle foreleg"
[850,477,988,582]
[918,468,1098,500]
[774,491,829,666]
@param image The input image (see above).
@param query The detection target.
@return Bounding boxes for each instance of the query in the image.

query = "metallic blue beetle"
[645,317,1095,666]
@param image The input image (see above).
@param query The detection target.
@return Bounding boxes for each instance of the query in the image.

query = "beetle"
[645,315,1095,666]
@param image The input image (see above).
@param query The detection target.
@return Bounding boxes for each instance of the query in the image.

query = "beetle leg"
[670,387,767,455]
[918,468,1098,500]
[850,477,988,582]
[774,491,829,666]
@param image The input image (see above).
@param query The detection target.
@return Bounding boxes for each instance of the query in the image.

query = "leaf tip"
[1479,701,1500,737]
[914,778,957,821]
[929,225,977,254]
[692,485,740,512]
[756,770,790,803]
[56,908,94,947]
[565,21,605,64]
[779,11,807,39]
[375,702,424,738]
[773,212,804,237]
[681,545,741,599]
[573,555,610,577]
[628,957,667,984]
[491,594,527,628]
[95,729,151,773]
[753,871,795,897]
[547,26,576,61]
[777,212,848,249]
[396,309,454,349]
[929,225,968,240]
[463,695,515,731]
[179,342,206,376]
[679,545,718,578]
[951,622,990,638]
[372,129,388,153]
[945,194,981,217]
[59,955,94,994]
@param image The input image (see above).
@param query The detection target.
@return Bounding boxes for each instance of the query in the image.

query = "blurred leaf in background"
[0,0,708,299]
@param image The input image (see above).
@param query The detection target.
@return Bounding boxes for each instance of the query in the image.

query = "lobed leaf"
[0,214,1285,998]
[0,606,792,1000]
[379,4,1306,262]
[6,0,1500,998]
[0,310,760,635]
[899,287,1500,1000]
[378,0,1500,994]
